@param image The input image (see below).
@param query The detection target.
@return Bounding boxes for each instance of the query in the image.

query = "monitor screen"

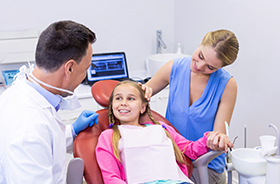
[2,69,19,86]
[86,52,129,85]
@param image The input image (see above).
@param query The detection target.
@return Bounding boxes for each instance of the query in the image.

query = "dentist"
[0,20,98,183]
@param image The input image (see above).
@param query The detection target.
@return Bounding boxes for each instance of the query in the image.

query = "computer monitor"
[85,52,129,86]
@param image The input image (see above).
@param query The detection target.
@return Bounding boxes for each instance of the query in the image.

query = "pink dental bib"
[118,125,193,184]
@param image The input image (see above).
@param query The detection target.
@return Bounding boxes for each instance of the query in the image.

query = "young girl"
[95,80,233,184]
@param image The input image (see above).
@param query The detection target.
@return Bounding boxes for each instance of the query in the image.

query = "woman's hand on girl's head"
[138,83,153,102]
[206,131,234,153]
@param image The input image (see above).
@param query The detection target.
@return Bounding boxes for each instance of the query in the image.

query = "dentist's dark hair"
[35,20,96,72]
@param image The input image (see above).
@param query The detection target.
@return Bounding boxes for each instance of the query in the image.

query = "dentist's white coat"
[0,79,73,184]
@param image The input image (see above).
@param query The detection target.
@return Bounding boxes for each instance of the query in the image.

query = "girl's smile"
[112,84,146,126]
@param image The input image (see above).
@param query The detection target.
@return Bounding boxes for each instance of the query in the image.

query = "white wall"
[174,0,280,149]
[0,0,175,74]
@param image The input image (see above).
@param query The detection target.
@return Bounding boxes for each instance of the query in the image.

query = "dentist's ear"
[64,60,75,75]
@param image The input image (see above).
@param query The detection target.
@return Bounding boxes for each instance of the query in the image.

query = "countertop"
[0,70,148,99]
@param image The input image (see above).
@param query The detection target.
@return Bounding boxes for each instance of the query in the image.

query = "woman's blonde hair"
[201,29,239,66]
[108,80,187,165]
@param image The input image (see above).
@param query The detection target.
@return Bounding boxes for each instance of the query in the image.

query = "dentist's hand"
[207,131,234,153]
[138,83,153,102]
[72,110,99,135]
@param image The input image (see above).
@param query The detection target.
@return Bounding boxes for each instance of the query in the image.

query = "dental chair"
[73,80,222,184]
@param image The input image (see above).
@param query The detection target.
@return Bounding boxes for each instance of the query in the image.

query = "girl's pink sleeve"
[95,130,126,184]
[162,122,210,160]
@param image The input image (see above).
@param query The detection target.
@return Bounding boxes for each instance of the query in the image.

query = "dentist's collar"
[29,73,74,96]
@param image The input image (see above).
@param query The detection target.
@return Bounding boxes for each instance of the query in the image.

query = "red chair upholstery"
[73,80,193,184]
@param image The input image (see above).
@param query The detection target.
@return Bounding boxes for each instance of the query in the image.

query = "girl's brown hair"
[108,80,187,165]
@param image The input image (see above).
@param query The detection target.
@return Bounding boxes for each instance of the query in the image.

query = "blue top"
[165,56,232,173]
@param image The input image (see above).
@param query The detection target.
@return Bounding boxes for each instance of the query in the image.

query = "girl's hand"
[138,83,153,102]
[206,131,234,153]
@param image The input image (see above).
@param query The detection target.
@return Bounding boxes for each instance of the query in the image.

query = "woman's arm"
[95,131,126,184]
[142,59,174,101]
[213,77,237,134]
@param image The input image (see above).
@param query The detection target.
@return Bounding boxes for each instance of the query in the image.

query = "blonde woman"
[95,80,233,184]
[142,29,239,184]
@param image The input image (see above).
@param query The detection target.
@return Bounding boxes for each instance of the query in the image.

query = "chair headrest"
[91,80,120,108]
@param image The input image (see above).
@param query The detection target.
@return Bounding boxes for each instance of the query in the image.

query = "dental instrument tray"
[84,52,129,86]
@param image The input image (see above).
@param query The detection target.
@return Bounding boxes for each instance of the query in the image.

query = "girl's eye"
[115,97,122,100]
[128,97,135,101]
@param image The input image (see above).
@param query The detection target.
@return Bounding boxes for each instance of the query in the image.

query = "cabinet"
[150,86,169,117]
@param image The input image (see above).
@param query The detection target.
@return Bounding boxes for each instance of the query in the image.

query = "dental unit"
[265,124,280,184]
[231,123,280,184]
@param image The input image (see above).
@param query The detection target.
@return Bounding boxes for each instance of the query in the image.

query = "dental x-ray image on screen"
[85,52,129,85]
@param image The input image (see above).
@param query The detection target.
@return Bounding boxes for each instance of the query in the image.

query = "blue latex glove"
[72,110,99,135]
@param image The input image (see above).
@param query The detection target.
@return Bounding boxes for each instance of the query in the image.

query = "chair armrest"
[193,151,223,168]
[192,151,223,184]
[66,158,84,184]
